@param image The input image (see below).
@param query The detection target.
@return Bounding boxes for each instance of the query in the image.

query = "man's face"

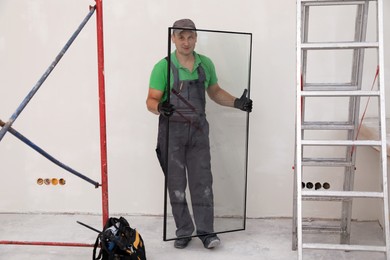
[172,30,197,56]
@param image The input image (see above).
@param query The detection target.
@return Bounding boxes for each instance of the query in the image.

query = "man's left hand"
[234,89,253,112]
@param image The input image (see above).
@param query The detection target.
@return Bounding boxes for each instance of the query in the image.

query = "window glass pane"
[163,29,252,240]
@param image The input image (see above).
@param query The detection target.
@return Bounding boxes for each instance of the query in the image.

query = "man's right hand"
[158,101,175,117]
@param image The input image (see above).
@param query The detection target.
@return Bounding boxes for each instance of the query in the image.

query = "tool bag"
[93,217,146,260]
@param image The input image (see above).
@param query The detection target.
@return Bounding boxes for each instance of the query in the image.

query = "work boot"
[174,237,192,249]
[202,235,221,249]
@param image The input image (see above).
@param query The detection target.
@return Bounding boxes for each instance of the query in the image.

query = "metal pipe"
[0,6,96,143]
[0,119,100,188]
[0,240,93,247]
[95,0,109,226]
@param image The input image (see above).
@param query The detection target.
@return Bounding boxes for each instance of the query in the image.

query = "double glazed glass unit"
[163,27,252,241]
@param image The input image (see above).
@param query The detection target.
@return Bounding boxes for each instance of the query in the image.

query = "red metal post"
[95,0,109,226]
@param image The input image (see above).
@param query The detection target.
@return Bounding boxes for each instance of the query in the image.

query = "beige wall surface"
[0,0,389,221]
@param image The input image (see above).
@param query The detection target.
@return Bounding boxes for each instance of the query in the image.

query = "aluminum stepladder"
[292,0,389,259]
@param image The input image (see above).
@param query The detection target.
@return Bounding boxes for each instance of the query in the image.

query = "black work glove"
[158,101,175,117]
[234,89,253,112]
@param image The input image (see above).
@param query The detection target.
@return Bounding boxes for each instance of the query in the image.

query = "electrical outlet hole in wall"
[302,182,330,190]
[36,178,66,186]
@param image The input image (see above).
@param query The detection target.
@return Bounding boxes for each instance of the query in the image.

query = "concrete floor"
[0,213,387,260]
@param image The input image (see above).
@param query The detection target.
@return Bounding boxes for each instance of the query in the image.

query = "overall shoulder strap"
[164,56,179,89]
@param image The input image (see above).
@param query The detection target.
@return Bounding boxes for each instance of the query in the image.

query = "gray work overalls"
[156,62,215,238]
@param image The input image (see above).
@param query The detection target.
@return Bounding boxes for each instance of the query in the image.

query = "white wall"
[0,0,389,220]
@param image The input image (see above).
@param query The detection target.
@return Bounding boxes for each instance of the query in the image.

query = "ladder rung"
[303,85,358,91]
[301,0,376,2]
[303,224,341,233]
[301,0,377,7]
[301,140,381,146]
[303,243,386,253]
[301,90,380,97]
[302,190,384,198]
[301,42,379,50]
[303,196,344,201]
[302,158,353,166]
[302,122,355,130]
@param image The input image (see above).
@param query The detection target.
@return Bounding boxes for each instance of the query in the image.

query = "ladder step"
[302,158,353,166]
[303,224,341,233]
[301,140,381,146]
[301,42,379,50]
[301,0,377,7]
[303,196,344,201]
[302,190,384,199]
[303,84,358,91]
[303,243,386,253]
[302,121,355,130]
[301,90,380,97]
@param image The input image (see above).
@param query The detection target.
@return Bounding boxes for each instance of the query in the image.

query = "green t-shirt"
[149,51,218,102]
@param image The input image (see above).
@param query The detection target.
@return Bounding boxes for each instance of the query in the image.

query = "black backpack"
[93,217,146,260]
